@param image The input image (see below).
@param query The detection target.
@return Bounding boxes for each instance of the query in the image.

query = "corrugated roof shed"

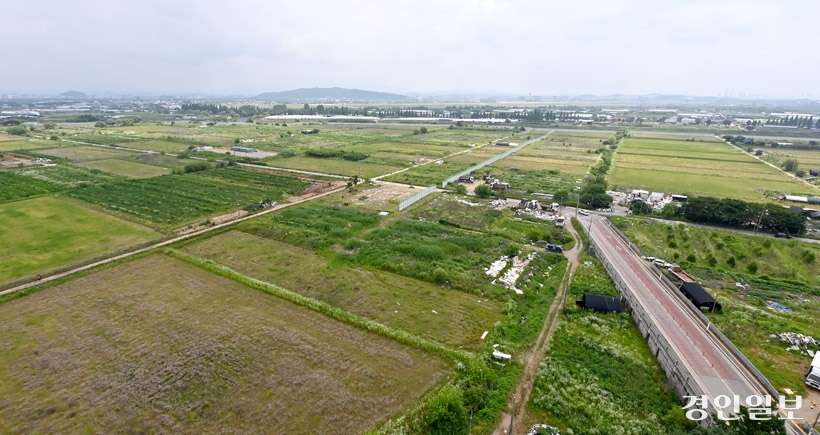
[679,282,722,312]
[576,293,622,314]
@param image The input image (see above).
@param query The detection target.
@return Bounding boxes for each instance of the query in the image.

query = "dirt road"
[493,218,584,435]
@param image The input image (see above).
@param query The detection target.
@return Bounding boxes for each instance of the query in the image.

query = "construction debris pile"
[485,253,538,295]
[490,198,509,208]
[485,257,508,279]
[772,332,820,356]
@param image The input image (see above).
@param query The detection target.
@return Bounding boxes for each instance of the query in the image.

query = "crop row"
[67,173,288,224]
[193,167,309,193]
[17,165,119,188]
[0,171,64,202]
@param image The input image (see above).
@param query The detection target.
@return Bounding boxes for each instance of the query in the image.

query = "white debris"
[431,310,438,314]
[481,331,489,340]
[379,211,389,216]
[492,349,512,361]
[486,257,508,278]
[496,252,537,293]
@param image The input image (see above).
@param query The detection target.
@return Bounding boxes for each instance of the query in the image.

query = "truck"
[555,216,566,228]
[806,353,820,390]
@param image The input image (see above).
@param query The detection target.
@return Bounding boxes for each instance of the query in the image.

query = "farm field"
[762,148,820,175]
[0,197,158,285]
[524,250,688,434]
[0,255,449,434]
[0,138,56,152]
[263,155,403,178]
[38,146,136,162]
[0,171,64,203]
[77,159,171,178]
[609,136,817,201]
[611,216,820,395]
[14,165,119,188]
[183,231,502,350]
[67,168,309,227]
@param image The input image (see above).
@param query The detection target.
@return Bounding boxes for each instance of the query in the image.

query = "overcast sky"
[2,0,817,98]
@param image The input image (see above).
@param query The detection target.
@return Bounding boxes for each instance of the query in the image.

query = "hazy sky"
[2,0,817,98]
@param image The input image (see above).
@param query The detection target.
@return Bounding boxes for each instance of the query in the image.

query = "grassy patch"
[0,197,158,284]
[38,146,136,162]
[182,231,502,351]
[77,159,171,178]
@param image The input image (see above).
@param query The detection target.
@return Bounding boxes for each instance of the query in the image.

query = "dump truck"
[806,353,820,390]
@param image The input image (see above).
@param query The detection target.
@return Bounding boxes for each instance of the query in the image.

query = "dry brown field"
[0,255,449,434]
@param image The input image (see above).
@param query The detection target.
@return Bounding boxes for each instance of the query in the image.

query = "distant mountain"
[59,90,88,98]
[256,87,410,102]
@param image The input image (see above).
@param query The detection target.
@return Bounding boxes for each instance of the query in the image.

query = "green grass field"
[0,255,449,434]
[610,137,817,200]
[0,197,158,284]
[77,159,171,178]
[0,138,56,152]
[183,231,502,350]
[38,146,136,162]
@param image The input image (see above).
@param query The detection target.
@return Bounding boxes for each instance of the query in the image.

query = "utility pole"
[468,409,473,434]
[754,203,767,235]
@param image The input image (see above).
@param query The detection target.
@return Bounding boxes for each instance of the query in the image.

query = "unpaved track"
[493,218,584,435]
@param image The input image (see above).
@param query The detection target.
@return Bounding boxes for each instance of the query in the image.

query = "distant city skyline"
[1,0,817,99]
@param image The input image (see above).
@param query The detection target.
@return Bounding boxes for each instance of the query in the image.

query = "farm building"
[809,169,820,177]
[648,192,664,203]
[679,282,722,312]
[576,293,622,314]
[231,146,257,153]
[671,194,688,202]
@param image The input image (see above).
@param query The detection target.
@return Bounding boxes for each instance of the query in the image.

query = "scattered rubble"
[772,332,819,356]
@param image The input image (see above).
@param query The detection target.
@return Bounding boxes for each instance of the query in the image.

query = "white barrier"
[399,185,437,211]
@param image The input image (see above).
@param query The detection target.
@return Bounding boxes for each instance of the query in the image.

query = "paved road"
[590,220,765,413]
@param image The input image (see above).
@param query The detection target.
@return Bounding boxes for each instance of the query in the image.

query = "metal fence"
[399,185,437,211]
[441,130,555,187]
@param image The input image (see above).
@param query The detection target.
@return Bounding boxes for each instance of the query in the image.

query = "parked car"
[775,233,793,239]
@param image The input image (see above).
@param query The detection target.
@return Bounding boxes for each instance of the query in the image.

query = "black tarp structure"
[679,282,722,311]
[576,293,622,314]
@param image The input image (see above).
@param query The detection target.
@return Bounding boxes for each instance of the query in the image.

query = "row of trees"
[667,196,805,235]
[764,116,817,128]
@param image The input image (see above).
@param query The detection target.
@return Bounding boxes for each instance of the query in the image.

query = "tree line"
[667,196,805,235]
